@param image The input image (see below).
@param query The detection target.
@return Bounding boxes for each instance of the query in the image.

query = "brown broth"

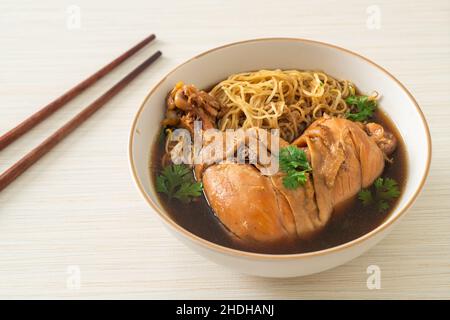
[150,110,407,254]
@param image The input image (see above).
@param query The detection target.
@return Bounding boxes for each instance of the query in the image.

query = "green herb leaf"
[358,189,374,206]
[279,146,311,189]
[282,170,308,189]
[156,175,169,194]
[345,95,377,122]
[279,146,311,172]
[377,200,390,212]
[377,178,401,200]
[156,164,203,203]
[358,177,401,213]
[173,181,203,202]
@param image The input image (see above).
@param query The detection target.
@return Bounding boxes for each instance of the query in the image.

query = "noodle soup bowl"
[129,38,431,277]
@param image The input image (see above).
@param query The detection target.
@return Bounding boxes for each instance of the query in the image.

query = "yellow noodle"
[209,69,355,142]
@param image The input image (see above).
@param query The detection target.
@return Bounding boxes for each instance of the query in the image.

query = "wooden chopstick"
[0,50,162,192]
[0,33,156,151]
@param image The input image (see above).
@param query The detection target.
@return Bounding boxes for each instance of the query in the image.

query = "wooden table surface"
[0,0,449,299]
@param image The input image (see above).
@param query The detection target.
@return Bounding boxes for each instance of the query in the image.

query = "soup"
[150,69,407,254]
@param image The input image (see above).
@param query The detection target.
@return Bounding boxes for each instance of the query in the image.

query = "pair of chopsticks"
[0,33,161,192]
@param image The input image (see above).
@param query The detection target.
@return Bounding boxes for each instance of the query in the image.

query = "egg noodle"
[209,69,355,142]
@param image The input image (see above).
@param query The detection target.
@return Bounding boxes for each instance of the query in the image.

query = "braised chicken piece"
[193,127,288,178]
[201,117,393,242]
[365,122,397,156]
[269,171,322,240]
[198,128,300,243]
[163,82,221,131]
[292,117,386,226]
[203,164,297,243]
[162,84,398,244]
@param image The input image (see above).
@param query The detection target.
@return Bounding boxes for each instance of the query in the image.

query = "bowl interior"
[130,39,430,251]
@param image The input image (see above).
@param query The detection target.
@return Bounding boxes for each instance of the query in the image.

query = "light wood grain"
[0,0,449,299]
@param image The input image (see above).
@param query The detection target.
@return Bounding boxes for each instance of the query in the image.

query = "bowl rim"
[129,37,432,260]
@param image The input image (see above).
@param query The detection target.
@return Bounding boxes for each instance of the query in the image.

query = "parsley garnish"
[358,177,401,212]
[156,164,203,203]
[279,146,312,189]
[345,94,377,122]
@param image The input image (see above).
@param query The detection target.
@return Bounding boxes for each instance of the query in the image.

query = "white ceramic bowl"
[129,38,431,278]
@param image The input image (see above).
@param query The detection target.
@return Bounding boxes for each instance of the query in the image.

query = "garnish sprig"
[345,94,377,122]
[279,146,312,189]
[156,164,203,203]
[358,177,400,212]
